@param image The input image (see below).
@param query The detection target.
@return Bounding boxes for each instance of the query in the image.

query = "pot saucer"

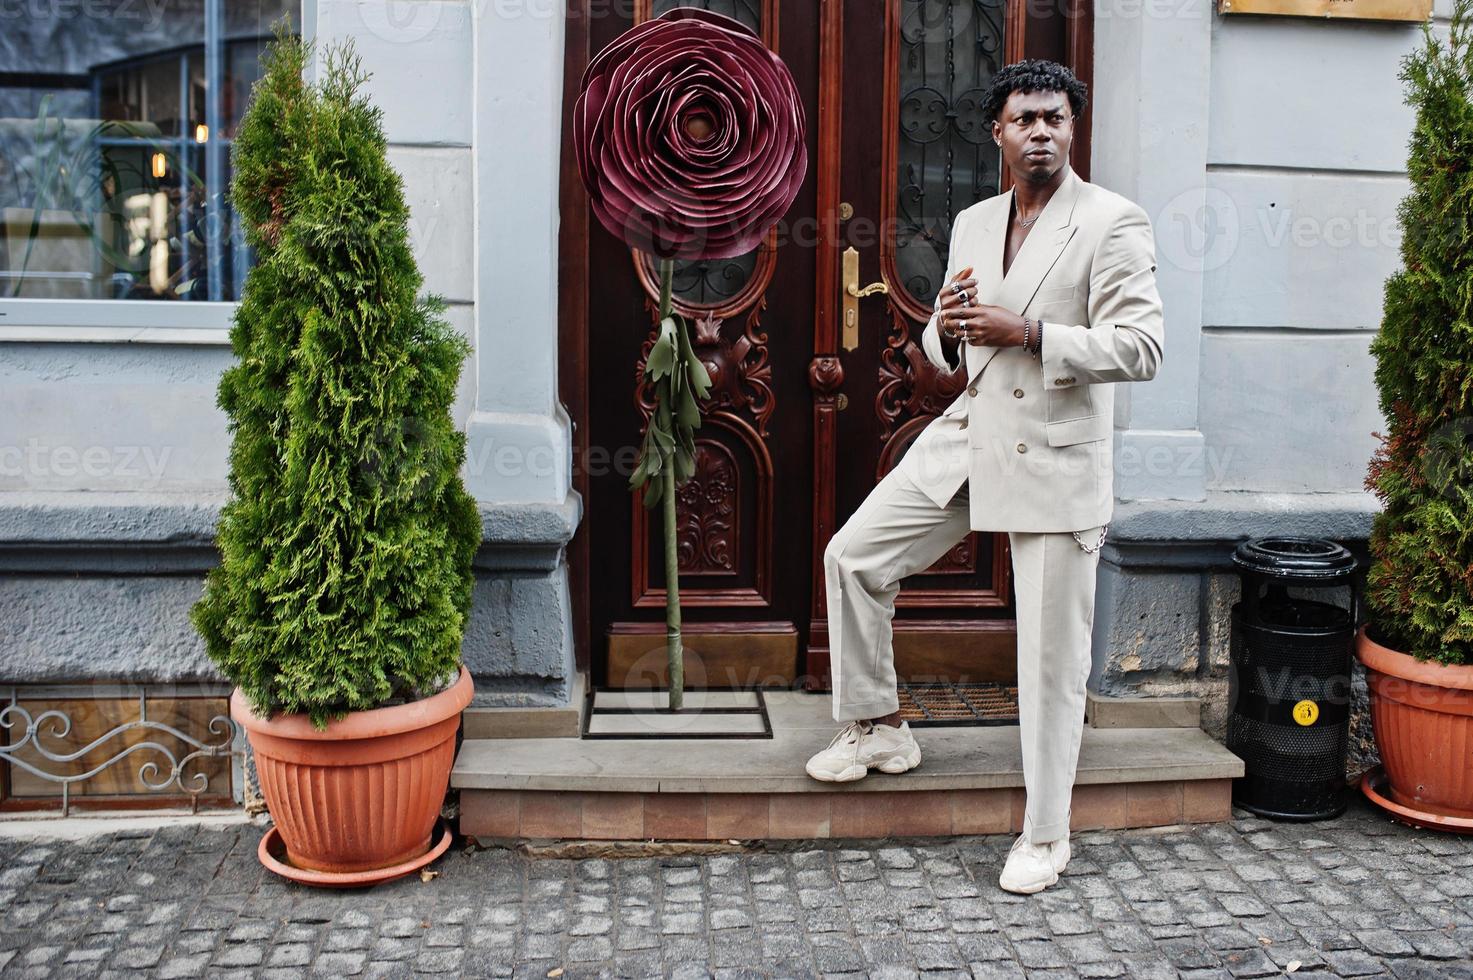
[258,818,454,887]
[1360,765,1473,834]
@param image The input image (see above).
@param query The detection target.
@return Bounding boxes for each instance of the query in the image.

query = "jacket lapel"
[963,166,1083,385]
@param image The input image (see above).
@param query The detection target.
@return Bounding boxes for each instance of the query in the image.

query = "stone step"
[453,691,1245,841]
[457,676,1204,740]
[460,670,586,739]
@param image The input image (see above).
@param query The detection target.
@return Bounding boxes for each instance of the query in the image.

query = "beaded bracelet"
[1022,318,1031,353]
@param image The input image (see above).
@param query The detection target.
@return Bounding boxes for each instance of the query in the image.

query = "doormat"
[582,688,773,740]
[898,682,1019,727]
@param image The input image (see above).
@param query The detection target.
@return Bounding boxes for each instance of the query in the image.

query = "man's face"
[992,89,1074,184]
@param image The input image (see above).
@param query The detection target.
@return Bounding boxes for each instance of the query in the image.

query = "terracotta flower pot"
[232,665,473,882]
[1355,625,1473,826]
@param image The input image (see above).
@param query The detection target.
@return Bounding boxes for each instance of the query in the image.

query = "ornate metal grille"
[651,0,760,33]
[895,0,1007,306]
[0,689,243,815]
[660,252,762,309]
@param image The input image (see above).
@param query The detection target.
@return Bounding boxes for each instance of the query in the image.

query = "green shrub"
[1364,0,1473,666]
[192,31,480,727]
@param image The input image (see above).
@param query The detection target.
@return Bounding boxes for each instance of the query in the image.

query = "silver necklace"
[1016,208,1041,228]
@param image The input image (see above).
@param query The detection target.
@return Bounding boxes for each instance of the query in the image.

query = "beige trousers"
[822,464,1103,844]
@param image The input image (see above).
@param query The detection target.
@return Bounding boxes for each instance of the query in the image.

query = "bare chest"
[1002,214,1036,278]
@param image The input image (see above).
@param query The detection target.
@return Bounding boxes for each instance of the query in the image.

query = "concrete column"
[466,0,573,506]
[308,0,581,705]
[1091,2,1212,502]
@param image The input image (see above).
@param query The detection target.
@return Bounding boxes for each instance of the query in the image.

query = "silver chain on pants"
[1072,522,1109,555]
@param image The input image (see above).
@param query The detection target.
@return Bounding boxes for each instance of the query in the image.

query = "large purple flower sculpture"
[573,8,807,709]
[573,7,807,260]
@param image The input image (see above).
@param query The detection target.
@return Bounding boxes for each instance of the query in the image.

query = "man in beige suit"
[805,60,1164,895]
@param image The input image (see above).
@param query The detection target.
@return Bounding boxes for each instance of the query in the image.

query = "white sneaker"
[998,832,1071,894]
[805,719,923,782]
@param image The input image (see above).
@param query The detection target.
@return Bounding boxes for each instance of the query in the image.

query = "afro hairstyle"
[982,59,1088,127]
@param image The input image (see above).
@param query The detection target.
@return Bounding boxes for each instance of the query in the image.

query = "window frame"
[0,4,291,346]
[0,297,235,344]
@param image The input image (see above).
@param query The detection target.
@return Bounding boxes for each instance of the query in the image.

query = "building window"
[0,0,298,303]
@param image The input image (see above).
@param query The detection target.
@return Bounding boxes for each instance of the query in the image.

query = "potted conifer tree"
[1357,0,1473,831]
[191,31,480,883]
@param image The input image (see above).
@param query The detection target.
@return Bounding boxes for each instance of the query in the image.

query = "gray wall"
[1091,1,1443,504]
[1088,1,1452,778]
[0,0,579,705]
[0,344,232,492]
[1198,13,1419,494]
[1,0,1448,749]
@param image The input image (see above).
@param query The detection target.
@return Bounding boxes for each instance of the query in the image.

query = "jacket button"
[1016,442,1027,454]
[1013,388,1024,398]
[967,385,978,397]
[959,417,968,429]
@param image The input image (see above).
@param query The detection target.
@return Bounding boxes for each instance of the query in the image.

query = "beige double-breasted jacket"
[896,164,1166,532]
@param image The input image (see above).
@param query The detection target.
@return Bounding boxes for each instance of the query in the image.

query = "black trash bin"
[1227,536,1359,821]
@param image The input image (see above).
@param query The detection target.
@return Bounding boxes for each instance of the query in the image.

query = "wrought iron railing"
[0,690,244,816]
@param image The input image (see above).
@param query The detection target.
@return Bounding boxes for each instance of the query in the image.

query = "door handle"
[841,246,888,351]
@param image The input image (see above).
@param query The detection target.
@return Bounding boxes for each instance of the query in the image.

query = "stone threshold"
[459,779,1234,841]
[461,677,1203,740]
[453,690,1244,840]
[452,691,1241,795]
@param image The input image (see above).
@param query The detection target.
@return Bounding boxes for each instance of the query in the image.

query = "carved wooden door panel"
[579,0,1091,689]
[802,0,1094,687]
[585,0,816,689]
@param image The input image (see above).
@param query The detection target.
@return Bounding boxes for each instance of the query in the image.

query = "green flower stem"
[657,257,684,710]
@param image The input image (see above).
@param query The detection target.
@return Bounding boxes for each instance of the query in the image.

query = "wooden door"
[567,0,1092,690]
[580,0,817,689]
[803,0,1093,687]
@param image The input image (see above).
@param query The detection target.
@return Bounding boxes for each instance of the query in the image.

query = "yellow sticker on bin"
[1293,700,1319,726]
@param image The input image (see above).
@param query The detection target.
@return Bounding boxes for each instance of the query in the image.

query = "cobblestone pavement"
[1,794,1471,980]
